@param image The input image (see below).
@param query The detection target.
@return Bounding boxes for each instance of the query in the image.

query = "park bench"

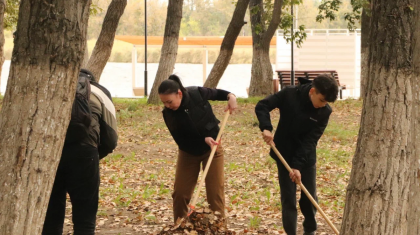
[274,70,346,99]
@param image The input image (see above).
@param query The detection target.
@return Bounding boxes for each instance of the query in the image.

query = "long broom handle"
[190,111,230,208]
[270,143,340,235]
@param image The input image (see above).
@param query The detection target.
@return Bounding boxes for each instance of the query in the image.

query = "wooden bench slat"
[274,70,346,99]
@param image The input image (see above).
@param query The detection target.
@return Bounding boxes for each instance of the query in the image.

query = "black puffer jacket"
[163,86,230,156]
[255,83,332,170]
[65,69,118,159]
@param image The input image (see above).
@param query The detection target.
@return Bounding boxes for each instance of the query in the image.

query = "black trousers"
[42,145,100,235]
[276,160,318,235]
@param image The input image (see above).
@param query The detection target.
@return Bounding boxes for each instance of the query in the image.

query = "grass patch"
[209,97,264,106]
[324,120,358,145]
[331,98,363,109]
[114,97,149,108]
[249,216,262,230]
[236,96,265,105]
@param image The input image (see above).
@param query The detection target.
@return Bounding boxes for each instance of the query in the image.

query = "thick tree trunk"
[407,6,420,228]
[404,2,420,233]
[341,0,420,234]
[148,0,183,105]
[86,0,127,81]
[0,0,91,234]
[248,0,282,97]
[203,0,250,88]
[0,0,5,91]
[249,46,273,95]
[360,3,370,99]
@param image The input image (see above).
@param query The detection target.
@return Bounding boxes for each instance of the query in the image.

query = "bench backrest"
[276,70,342,88]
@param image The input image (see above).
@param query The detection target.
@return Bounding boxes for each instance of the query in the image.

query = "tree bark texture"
[81,37,89,68]
[0,0,5,91]
[148,0,183,104]
[406,1,420,233]
[86,0,127,81]
[248,0,282,97]
[203,0,250,88]
[360,3,371,99]
[341,0,420,234]
[0,0,91,234]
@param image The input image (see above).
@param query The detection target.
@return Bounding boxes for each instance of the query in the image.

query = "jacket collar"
[298,82,313,106]
[162,90,191,113]
[179,90,191,109]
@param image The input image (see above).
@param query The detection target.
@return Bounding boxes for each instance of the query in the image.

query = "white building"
[276,29,361,98]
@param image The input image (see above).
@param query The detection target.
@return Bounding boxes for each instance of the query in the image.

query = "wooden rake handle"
[270,143,340,235]
[190,111,230,208]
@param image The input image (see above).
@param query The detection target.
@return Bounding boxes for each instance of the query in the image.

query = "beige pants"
[172,146,225,222]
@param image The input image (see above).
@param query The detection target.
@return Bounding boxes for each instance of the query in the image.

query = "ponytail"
[158,74,187,95]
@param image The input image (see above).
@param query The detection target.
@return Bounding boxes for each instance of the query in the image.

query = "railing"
[278,29,361,36]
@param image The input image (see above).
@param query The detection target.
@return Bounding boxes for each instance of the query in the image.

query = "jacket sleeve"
[255,89,286,132]
[91,85,118,159]
[198,87,230,101]
[291,114,330,170]
[98,112,118,159]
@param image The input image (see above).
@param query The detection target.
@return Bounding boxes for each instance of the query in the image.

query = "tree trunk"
[341,0,420,234]
[408,0,420,222]
[81,37,89,68]
[0,0,5,91]
[203,0,250,88]
[359,2,370,99]
[0,0,91,234]
[248,0,282,97]
[86,0,127,81]
[249,45,273,96]
[148,0,183,104]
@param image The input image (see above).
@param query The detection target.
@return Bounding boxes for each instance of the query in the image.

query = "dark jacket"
[89,82,118,158]
[163,86,230,156]
[68,81,118,159]
[255,83,332,170]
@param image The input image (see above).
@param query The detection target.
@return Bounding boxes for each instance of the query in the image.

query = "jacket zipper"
[185,108,202,136]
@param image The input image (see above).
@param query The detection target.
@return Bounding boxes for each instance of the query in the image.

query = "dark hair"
[158,74,187,95]
[312,74,338,102]
[79,69,96,82]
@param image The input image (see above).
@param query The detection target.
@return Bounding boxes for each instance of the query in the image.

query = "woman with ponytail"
[158,74,237,222]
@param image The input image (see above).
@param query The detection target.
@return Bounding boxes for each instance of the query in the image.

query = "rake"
[270,143,339,235]
[172,111,230,229]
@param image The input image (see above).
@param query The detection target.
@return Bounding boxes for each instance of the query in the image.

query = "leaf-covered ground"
[58,97,362,235]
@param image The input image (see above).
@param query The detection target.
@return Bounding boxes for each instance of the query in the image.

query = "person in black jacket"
[42,69,118,235]
[255,74,338,235]
[158,74,237,222]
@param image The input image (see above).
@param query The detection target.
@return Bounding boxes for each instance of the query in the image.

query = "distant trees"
[203,0,250,88]
[247,0,282,97]
[87,0,358,39]
[147,0,184,105]
[85,0,127,80]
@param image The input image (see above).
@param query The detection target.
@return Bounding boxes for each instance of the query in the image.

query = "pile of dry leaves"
[159,208,235,235]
